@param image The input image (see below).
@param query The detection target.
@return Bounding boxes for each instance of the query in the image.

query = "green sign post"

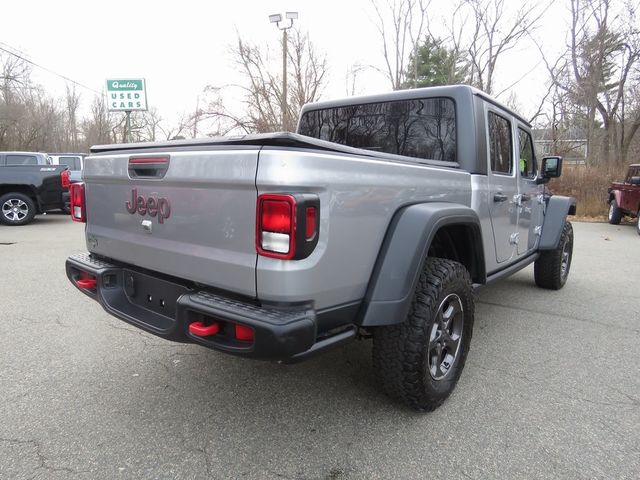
[106,78,148,142]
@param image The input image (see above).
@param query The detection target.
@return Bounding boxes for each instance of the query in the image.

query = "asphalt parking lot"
[1,216,639,480]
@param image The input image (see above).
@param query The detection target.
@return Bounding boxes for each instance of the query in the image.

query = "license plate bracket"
[123,269,190,319]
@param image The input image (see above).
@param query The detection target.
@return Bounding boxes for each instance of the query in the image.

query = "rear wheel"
[636,210,640,236]
[608,199,622,224]
[0,193,36,226]
[372,257,474,412]
[534,221,573,290]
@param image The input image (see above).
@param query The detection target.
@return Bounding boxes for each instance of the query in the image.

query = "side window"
[517,128,537,179]
[59,156,80,170]
[488,112,513,175]
[6,154,38,165]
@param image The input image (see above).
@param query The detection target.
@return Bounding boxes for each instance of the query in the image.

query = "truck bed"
[83,137,472,308]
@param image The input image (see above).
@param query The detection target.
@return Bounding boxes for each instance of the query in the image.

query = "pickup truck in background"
[0,164,70,225]
[607,163,640,235]
[49,153,85,184]
[66,85,576,411]
[0,151,51,166]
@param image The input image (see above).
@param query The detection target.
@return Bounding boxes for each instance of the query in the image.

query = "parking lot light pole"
[269,12,298,131]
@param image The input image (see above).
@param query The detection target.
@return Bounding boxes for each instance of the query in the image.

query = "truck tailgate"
[83,148,259,298]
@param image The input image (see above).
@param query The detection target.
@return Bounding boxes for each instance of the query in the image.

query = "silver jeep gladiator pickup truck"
[66,85,576,411]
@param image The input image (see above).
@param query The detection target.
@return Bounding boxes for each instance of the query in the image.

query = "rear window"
[298,97,456,162]
[6,154,38,165]
[58,156,81,170]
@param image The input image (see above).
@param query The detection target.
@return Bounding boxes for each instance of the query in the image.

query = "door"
[487,110,518,264]
[516,127,544,255]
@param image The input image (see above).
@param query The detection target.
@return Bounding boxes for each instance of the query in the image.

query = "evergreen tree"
[403,37,470,89]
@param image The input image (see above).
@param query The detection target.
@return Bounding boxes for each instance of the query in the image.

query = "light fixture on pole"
[269,11,298,131]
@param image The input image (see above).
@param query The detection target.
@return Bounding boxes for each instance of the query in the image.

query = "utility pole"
[269,11,298,131]
[282,27,288,130]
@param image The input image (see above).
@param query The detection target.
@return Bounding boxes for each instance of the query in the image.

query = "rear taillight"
[258,194,296,259]
[60,169,71,189]
[256,193,319,260]
[70,183,86,223]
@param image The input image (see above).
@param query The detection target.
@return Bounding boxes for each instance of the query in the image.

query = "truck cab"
[0,151,51,166]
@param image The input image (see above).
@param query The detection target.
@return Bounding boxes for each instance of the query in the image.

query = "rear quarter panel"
[256,148,472,309]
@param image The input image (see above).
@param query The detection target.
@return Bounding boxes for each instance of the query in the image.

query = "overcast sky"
[3,0,568,129]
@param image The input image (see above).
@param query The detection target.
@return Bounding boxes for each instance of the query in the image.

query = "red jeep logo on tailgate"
[126,188,171,224]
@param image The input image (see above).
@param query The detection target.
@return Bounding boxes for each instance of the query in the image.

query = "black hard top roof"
[300,84,531,127]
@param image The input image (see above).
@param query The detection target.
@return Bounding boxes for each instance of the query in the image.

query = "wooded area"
[1,0,637,178]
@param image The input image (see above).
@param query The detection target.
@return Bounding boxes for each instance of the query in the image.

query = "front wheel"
[534,221,573,290]
[636,210,640,236]
[0,192,37,226]
[608,200,622,224]
[372,258,474,412]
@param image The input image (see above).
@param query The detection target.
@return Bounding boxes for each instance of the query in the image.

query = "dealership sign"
[106,78,148,111]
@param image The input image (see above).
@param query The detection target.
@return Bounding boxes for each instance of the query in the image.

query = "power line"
[0,41,103,96]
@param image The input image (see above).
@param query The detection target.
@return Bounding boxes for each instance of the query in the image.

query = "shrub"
[548,162,627,219]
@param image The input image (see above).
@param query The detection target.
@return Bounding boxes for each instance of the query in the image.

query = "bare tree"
[464,0,545,95]
[81,95,114,148]
[541,0,640,163]
[133,108,193,142]
[345,63,366,96]
[0,54,31,148]
[0,54,30,104]
[65,84,80,150]
[200,30,327,134]
[288,31,328,121]
[371,0,430,90]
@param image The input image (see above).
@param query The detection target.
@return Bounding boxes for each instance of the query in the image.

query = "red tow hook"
[189,321,220,337]
[76,277,97,289]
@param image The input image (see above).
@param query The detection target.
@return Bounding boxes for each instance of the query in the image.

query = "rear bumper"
[65,253,355,361]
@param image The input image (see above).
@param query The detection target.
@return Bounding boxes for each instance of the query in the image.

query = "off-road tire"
[608,199,622,224]
[534,221,573,290]
[372,257,474,412]
[0,192,37,226]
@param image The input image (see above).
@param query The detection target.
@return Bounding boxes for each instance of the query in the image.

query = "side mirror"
[542,156,563,178]
[535,156,563,184]
[630,176,640,186]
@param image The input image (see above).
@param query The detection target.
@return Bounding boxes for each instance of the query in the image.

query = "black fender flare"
[608,189,621,206]
[539,195,577,250]
[357,202,484,327]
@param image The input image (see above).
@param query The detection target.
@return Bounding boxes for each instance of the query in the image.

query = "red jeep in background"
[608,164,640,235]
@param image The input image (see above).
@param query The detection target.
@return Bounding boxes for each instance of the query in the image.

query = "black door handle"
[493,193,508,203]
